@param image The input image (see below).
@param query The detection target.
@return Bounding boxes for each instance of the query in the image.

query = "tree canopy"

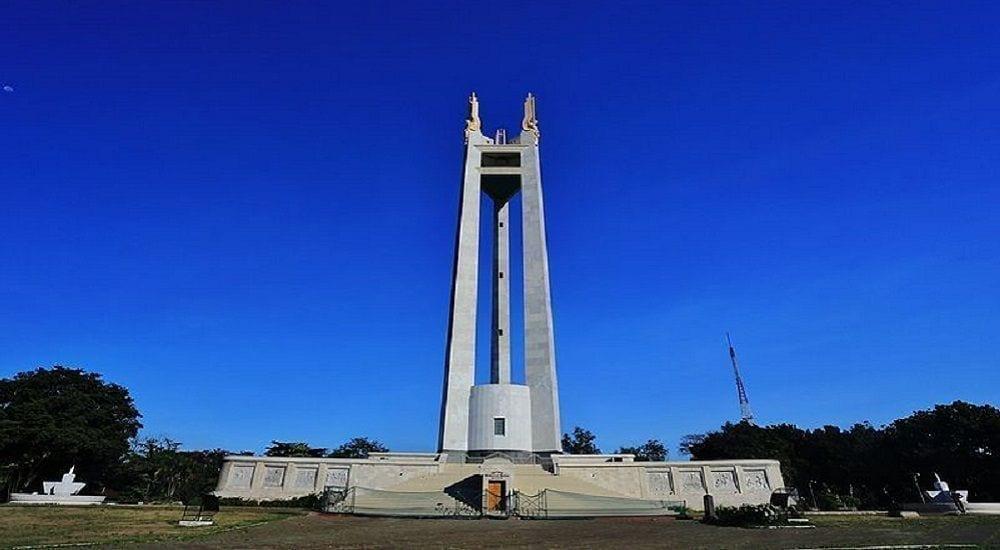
[265,441,328,458]
[683,401,1000,508]
[617,439,668,461]
[328,437,388,458]
[562,426,600,454]
[109,438,229,503]
[264,437,390,459]
[0,366,142,494]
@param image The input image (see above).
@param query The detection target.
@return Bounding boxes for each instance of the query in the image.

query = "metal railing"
[322,486,684,519]
[513,490,547,519]
[464,452,545,465]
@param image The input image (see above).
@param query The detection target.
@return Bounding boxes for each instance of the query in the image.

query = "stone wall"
[214,454,441,501]
[555,458,784,510]
[215,453,783,511]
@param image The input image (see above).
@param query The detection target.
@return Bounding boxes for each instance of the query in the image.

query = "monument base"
[9,493,106,505]
[179,519,215,527]
[214,452,783,513]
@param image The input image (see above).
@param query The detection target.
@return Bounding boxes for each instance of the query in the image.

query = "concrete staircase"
[335,461,679,518]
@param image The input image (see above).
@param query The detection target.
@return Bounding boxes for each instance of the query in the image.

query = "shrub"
[217,493,322,509]
[711,504,784,527]
[840,494,861,510]
[815,490,860,511]
[816,490,845,510]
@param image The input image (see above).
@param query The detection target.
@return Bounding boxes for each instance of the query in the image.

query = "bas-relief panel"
[294,468,317,489]
[711,470,739,494]
[230,465,254,489]
[324,468,349,489]
[744,469,770,492]
[263,466,286,488]
[679,470,705,492]
[647,471,673,495]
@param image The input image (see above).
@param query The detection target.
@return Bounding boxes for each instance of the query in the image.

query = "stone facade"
[215,453,783,511]
[553,457,784,508]
[439,94,560,455]
[215,453,441,500]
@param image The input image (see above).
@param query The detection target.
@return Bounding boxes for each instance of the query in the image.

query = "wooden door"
[487,480,505,512]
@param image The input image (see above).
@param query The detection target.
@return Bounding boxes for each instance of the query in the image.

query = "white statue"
[521,93,539,140]
[465,92,482,140]
[43,466,87,496]
[11,465,106,504]
[924,472,968,507]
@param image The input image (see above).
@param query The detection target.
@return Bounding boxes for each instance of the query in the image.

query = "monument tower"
[438,93,561,457]
[214,94,784,513]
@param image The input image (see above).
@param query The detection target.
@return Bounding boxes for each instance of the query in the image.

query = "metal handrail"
[465,452,542,465]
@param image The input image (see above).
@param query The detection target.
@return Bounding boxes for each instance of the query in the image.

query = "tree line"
[0,367,388,502]
[561,401,1000,509]
[561,426,669,462]
[3,366,996,509]
[680,401,1000,509]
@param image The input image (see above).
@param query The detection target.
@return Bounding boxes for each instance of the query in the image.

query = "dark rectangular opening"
[482,153,521,167]
[481,174,521,202]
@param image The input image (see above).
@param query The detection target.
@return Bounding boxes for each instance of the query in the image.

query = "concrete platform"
[214,452,783,512]
[9,493,106,505]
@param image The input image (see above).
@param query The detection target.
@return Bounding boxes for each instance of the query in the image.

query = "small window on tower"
[494,417,506,436]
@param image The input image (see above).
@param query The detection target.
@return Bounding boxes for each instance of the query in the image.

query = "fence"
[464,452,547,465]
[323,486,685,519]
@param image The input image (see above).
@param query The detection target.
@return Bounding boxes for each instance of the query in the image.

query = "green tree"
[562,426,600,454]
[682,401,1000,508]
[0,366,142,494]
[884,401,1000,502]
[617,439,667,461]
[110,438,230,503]
[328,437,389,458]
[682,421,805,487]
[265,441,328,458]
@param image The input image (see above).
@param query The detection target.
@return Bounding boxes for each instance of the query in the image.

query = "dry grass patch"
[0,505,301,548]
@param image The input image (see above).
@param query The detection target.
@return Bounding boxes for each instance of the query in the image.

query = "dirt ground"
[138,513,1000,549]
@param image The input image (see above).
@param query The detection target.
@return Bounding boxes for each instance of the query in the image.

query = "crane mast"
[726,332,755,423]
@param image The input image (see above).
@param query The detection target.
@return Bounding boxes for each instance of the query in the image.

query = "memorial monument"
[9,466,106,505]
[214,94,784,516]
[439,92,560,459]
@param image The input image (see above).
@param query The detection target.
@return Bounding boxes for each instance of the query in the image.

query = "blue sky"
[2,1,998,455]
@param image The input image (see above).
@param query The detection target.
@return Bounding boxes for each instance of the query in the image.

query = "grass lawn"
[3,507,1000,549]
[0,505,302,548]
[152,512,1000,549]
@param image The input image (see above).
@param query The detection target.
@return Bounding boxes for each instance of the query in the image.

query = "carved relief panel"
[679,470,705,492]
[293,468,317,489]
[647,471,673,495]
[711,470,739,494]
[263,466,286,488]
[324,468,349,489]
[230,465,254,489]
[744,469,770,492]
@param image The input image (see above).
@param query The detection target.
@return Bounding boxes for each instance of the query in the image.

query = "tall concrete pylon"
[438,93,561,457]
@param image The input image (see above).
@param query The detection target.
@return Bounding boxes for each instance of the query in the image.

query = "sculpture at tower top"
[521,93,540,141]
[465,92,482,140]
